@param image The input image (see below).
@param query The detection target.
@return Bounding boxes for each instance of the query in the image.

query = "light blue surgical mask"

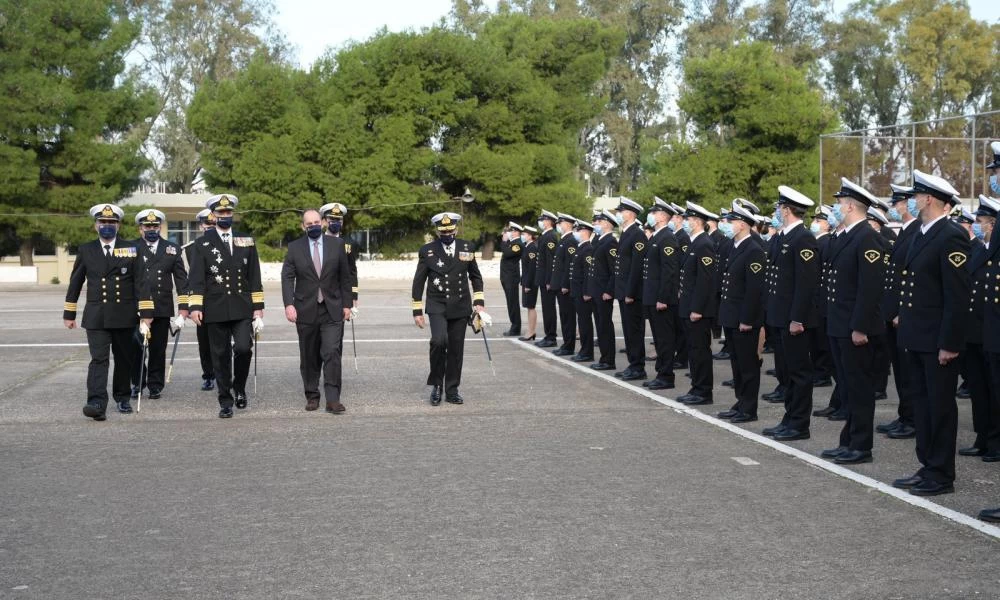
[973,223,985,240]
[718,222,735,239]
[990,175,1000,195]
[681,220,693,235]
[906,198,919,219]
[667,220,677,232]
[572,231,582,243]
[830,204,844,223]
[827,215,839,228]
[761,233,772,242]
[520,233,528,243]
[770,212,782,229]
[593,223,604,236]
[887,207,902,222]
[537,220,545,230]
[614,213,625,225]
[646,214,656,227]
[810,222,821,234]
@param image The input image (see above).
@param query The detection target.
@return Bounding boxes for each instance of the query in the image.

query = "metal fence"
[819,110,1000,207]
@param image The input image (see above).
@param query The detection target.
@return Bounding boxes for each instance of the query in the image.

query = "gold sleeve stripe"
[351,287,359,293]
[64,302,78,311]
[189,295,204,305]
[251,292,265,302]
[473,292,485,300]
[138,301,155,310]
[412,301,424,310]
[176,295,189,304]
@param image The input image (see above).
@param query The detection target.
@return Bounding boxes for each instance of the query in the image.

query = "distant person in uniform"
[499,222,523,337]
[518,226,539,342]
[182,209,218,391]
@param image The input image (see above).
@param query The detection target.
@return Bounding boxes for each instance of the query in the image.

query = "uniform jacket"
[589,232,618,300]
[675,228,692,253]
[880,221,918,321]
[896,218,971,353]
[614,221,645,301]
[63,238,153,328]
[281,234,353,325]
[718,236,766,329]
[966,240,991,345]
[551,231,578,292]
[813,232,832,319]
[520,241,538,289]
[642,227,680,307]
[411,239,484,319]
[136,238,188,317]
[679,232,718,317]
[535,229,558,289]
[499,238,522,283]
[765,222,820,328]
[187,228,265,323]
[328,233,359,302]
[978,239,1000,353]
[824,221,886,338]
[569,239,593,299]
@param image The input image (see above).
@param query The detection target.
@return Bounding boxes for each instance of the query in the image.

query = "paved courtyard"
[1,281,997,598]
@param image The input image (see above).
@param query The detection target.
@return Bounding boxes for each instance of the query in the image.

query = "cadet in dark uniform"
[669,202,691,369]
[891,170,970,496]
[63,204,153,420]
[864,206,894,401]
[960,196,1000,462]
[534,210,559,348]
[614,198,648,381]
[876,185,920,439]
[411,212,486,405]
[761,186,820,441]
[188,194,265,419]
[977,140,1000,523]
[716,203,766,422]
[183,209,217,391]
[551,213,579,356]
[320,202,359,312]
[569,220,595,362]
[499,222,523,337]
[808,205,834,389]
[641,198,680,390]
[519,226,539,341]
[677,201,719,405]
[589,210,618,370]
[819,179,886,464]
[130,209,188,400]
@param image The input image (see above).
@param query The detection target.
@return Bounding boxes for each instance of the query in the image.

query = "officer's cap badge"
[219,196,231,207]
[442,216,452,225]
[101,205,114,217]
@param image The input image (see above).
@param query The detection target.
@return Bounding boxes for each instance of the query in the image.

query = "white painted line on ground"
[514,340,1000,541]
[0,338,511,348]
[731,457,760,466]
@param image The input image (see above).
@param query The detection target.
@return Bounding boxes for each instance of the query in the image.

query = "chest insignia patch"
[749,262,762,273]
[864,250,881,264]
[948,252,967,268]
[800,249,815,262]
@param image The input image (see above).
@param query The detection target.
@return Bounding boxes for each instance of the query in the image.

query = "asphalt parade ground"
[1,281,998,599]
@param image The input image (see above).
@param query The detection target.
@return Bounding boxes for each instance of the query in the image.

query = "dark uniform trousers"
[904,350,959,484]
[685,318,713,396]
[557,291,576,352]
[196,324,214,379]
[87,328,136,407]
[831,338,877,451]
[968,345,1000,452]
[620,302,646,370]
[131,317,170,391]
[207,319,253,408]
[594,298,615,365]
[809,319,833,381]
[298,309,345,403]
[575,298,594,359]
[886,325,913,425]
[673,311,688,367]
[726,327,760,418]
[646,307,675,382]
[540,287,558,342]
[501,276,521,333]
[429,314,467,395]
[779,330,814,430]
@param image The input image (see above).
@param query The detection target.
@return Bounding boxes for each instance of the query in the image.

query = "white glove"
[252,316,264,335]
[139,321,151,338]
[172,315,186,330]
[478,311,493,327]
[350,307,359,320]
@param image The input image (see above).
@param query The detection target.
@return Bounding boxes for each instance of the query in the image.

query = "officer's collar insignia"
[864,250,881,264]
[101,205,114,217]
[800,249,815,262]
[701,256,714,266]
[750,262,762,273]
[948,252,967,268]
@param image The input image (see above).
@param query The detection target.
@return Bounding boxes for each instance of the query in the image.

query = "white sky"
[274,0,999,68]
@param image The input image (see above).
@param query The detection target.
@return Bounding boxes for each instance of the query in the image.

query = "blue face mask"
[646,214,657,228]
[973,223,986,240]
[667,220,677,232]
[770,211,782,229]
[809,222,821,234]
[887,206,902,222]
[830,204,844,224]
[718,222,735,239]
[614,213,625,225]
[98,224,117,240]
[520,233,529,243]
[327,220,342,234]
[681,220,693,235]
[143,229,160,243]
[989,175,1000,194]
[306,225,323,239]
[906,198,919,219]
[537,220,545,230]
[216,216,233,229]
[592,223,603,236]
[761,233,772,242]
[827,216,839,228]
[439,234,455,245]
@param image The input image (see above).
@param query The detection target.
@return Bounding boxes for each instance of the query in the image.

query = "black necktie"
[104,244,111,258]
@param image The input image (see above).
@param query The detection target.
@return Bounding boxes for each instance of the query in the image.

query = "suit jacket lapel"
[320,236,334,277]
[905,219,947,267]
[827,222,862,264]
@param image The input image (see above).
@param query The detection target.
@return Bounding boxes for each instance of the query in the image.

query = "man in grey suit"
[282,209,354,413]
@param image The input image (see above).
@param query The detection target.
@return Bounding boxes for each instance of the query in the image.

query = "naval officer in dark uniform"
[569,219,595,362]
[64,204,153,420]
[761,186,820,441]
[320,202,359,315]
[499,221,523,337]
[519,226,539,341]
[130,209,188,400]
[534,210,559,348]
[411,212,486,406]
[641,198,680,390]
[891,170,970,496]
[977,140,1000,523]
[614,198,648,381]
[589,210,618,371]
[188,194,265,419]
[677,201,719,405]
[551,213,579,357]
[182,209,217,391]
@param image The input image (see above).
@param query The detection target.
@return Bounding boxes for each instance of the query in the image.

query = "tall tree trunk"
[19,238,34,266]
[480,237,495,261]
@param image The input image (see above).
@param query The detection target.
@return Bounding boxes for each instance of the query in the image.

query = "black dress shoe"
[619,348,627,353]
[234,392,248,409]
[712,351,731,360]
[835,450,873,464]
[892,474,922,489]
[812,377,832,388]
[430,386,442,406]
[873,391,888,400]
[148,389,162,400]
[552,348,574,357]
[909,480,954,496]
[887,424,916,439]
[672,361,685,369]
[83,403,106,420]
[722,379,734,387]
[876,419,900,434]
[502,330,520,337]
[982,450,1000,463]
[680,394,713,406]
[958,445,986,457]
[445,393,464,404]
[130,386,140,399]
[762,391,785,404]
[730,413,757,423]
[571,355,594,363]
[620,370,647,381]
[535,339,556,348]
[773,428,809,441]
[201,377,215,391]
[219,407,233,418]
[820,446,848,459]
[117,400,133,414]
[978,507,1000,523]
[518,335,536,342]
[590,363,615,371]
[717,409,739,419]
[827,411,848,422]
[765,368,776,376]
[645,378,674,390]
[813,406,836,417]
[762,424,787,437]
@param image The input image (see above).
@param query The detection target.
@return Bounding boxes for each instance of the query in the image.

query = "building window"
[167,221,200,245]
